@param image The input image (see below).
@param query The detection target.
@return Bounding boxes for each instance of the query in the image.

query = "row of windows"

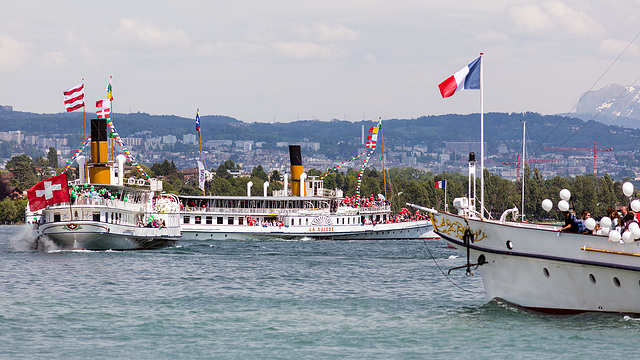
[182,215,365,226]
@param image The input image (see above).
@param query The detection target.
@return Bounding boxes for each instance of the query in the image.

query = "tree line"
[0,154,634,224]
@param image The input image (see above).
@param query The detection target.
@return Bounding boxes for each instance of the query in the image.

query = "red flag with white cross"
[26,173,70,212]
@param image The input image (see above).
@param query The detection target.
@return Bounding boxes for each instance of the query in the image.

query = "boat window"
[298,219,302,225]
[93,212,100,222]
[291,219,294,226]
[239,217,244,225]
[206,216,213,224]
[195,216,202,224]
[183,216,190,224]
[217,217,223,224]
[54,213,61,222]
[228,217,234,225]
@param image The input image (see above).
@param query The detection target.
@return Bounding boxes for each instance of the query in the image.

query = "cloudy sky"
[1,0,639,123]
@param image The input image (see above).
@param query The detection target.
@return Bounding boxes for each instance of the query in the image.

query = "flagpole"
[479,52,485,219]
[110,76,114,163]
[445,180,448,212]
[521,119,526,222]
[380,117,387,202]
[82,78,88,184]
[197,108,204,196]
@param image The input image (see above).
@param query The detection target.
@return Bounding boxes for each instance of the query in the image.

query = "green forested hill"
[0,110,637,155]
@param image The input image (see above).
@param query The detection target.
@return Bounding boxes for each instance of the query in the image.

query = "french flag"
[435,180,446,189]
[438,56,481,98]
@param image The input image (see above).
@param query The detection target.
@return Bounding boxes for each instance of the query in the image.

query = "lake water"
[1,225,639,359]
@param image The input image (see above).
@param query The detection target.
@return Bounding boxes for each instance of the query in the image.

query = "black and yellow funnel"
[289,145,303,196]
[89,118,111,184]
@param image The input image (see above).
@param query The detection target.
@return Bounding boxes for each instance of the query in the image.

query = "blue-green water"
[1,225,639,359]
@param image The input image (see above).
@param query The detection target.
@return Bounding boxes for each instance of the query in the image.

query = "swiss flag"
[365,141,376,149]
[27,173,70,212]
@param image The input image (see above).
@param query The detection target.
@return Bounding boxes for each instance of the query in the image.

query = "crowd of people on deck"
[559,206,639,236]
[246,218,285,227]
[341,194,389,208]
[70,185,119,204]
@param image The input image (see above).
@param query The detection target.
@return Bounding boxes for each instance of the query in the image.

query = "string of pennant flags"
[62,137,91,173]
[62,77,149,179]
[355,120,382,195]
[320,152,366,179]
[106,119,150,179]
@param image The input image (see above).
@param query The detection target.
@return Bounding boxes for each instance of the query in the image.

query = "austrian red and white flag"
[27,173,70,212]
[96,108,111,119]
[438,56,481,98]
[63,83,85,112]
[95,99,111,108]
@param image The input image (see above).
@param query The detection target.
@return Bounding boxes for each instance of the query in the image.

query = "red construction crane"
[501,154,561,180]
[543,141,613,176]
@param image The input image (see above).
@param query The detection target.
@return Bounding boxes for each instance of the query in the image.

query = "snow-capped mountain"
[574,84,640,128]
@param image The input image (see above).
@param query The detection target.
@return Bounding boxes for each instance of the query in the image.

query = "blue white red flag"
[438,56,481,98]
[195,110,200,133]
[435,180,446,189]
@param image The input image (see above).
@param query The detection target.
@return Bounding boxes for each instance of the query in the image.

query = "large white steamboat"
[411,154,640,314]
[33,118,181,250]
[179,145,433,241]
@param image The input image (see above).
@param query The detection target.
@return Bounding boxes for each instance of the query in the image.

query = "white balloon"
[600,216,612,229]
[585,217,596,230]
[623,182,634,197]
[559,189,571,201]
[623,230,632,242]
[558,200,570,212]
[541,199,553,212]
[609,230,621,242]
[601,227,610,236]
[632,226,640,240]
[632,200,640,212]
[630,222,639,232]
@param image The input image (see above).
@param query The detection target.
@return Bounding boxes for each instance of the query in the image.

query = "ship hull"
[432,211,640,314]
[38,221,179,250]
[181,220,434,241]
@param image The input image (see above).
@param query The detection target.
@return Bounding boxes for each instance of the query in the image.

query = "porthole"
[589,274,596,284]
[613,277,621,288]
[543,268,550,278]
[506,240,513,250]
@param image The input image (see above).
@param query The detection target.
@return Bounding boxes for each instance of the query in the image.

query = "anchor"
[448,226,486,275]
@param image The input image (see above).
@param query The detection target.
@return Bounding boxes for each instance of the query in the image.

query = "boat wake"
[9,226,59,252]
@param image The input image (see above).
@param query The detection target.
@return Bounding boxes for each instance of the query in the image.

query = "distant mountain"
[574,84,640,128]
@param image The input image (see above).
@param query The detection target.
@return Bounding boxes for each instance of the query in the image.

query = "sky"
[1,0,640,123]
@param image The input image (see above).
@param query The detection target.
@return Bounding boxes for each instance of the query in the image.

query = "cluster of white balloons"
[541,188,572,213]
[540,182,639,244]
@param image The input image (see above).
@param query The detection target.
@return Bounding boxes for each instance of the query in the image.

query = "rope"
[422,239,485,294]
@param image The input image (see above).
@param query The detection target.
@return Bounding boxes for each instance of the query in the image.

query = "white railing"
[73,197,143,212]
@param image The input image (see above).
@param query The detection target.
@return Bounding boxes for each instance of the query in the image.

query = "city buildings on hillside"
[0,130,634,180]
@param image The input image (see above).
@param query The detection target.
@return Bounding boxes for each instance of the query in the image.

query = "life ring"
[137,178,145,186]
[128,178,136,185]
